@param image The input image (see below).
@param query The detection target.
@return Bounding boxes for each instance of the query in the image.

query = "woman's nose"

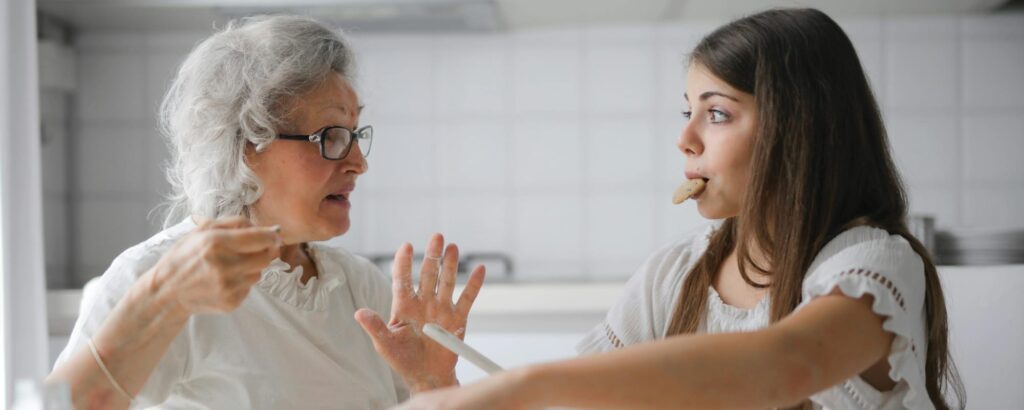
[343,145,369,175]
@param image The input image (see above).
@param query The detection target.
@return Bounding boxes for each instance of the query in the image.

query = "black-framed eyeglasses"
[277,125,373,160]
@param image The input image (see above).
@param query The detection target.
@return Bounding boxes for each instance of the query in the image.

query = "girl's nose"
[678,121,702,157]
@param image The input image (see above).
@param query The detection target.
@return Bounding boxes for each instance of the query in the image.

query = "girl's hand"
[150,216,282,315]
[355,233,486,392]
[392,370,536,410]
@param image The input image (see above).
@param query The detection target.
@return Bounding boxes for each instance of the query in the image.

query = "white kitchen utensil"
[423,323,503,375]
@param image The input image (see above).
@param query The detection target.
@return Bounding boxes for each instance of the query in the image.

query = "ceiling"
[36,0,1015,33]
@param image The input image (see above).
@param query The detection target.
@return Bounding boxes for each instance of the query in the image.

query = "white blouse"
[55,219,408,409]
[577,223,933,410]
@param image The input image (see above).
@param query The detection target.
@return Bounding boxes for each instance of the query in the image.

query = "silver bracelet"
[87,338,133,402]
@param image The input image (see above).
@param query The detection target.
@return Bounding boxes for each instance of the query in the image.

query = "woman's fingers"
[208,225,281,253]
[392,243,416,299]
[455,265,486,317]
[436,243,460,302]
[418,233,444,297]
[354,308,393,350]
[207,215,250,229]
[230,246,281,273]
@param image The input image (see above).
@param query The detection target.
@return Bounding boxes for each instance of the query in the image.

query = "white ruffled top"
[257,249,344,312]
[577,223,933,410]
[55,218,408,409]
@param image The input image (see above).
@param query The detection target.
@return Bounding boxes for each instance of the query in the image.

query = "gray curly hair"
[158,14,356,228]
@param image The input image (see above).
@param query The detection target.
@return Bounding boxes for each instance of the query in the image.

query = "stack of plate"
[934,228,1024,265]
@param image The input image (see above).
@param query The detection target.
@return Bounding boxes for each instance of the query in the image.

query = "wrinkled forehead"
[281,72,364,129]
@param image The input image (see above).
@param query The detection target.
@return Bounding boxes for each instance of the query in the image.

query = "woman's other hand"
[355,233,486,392]
[151,216,282,315]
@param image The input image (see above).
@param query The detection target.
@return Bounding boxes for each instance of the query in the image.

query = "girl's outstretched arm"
[396,291,893,410]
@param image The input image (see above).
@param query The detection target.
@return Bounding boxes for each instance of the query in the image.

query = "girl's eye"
[681,110,693,120]
[709,109,729,123]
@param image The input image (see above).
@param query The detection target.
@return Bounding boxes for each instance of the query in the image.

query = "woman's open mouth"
[325,193,350,207]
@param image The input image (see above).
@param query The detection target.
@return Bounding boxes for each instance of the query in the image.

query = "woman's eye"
[681,110,693,120]
[709,109,729,123]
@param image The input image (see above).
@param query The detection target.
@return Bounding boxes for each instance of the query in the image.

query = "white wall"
[47,12,1024,286]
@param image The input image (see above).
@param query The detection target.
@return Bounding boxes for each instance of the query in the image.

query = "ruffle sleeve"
[799,226,933,410]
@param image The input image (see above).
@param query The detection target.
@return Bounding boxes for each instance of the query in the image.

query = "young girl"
[392,8,965,410]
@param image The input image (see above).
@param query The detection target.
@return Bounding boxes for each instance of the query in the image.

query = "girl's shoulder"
[801,224,928,329]
[630,222,720,309]
[806,225,924,282]
[800,227,935,410]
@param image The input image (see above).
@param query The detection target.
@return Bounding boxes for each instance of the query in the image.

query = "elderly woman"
[47,15,484,409]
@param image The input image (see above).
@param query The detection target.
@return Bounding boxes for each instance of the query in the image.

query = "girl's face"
[246,72,368,244]
[678,63,758,220]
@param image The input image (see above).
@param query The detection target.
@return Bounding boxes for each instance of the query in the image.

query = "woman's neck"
[280,242,318,284]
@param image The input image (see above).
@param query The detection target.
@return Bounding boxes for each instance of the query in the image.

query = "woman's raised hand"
[355,233,486,392]
[150,216,282,315]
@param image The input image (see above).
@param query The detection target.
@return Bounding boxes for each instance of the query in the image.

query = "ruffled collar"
[706,285,769,321]
[256,244,346,311]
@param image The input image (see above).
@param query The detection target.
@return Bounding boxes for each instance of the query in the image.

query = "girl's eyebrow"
[683,91,740,103]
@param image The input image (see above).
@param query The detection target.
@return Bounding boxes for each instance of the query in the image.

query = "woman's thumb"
[355,308,390,342]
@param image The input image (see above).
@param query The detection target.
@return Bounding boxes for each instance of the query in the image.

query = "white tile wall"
[40,120,67,195]
[583,30,656,114]
[962,41,1024,111]
[513,194,584,279]
[963,187,1024,229]
[356,37,436,121]
[905,187,959,231]
[884,40,957,111]
[657,117,686,186]
[585,193,656,278]
[74,124,151,194]
[74,198,150,269]
[962,115,1024,183]
[886,114,958,184]
[512,39,583,114]
[360,121,439,191]
[60,12,1024,285]
[436,194,509,254]
[75,52,148,122]
[361,195,439,255]
[43,200,70,288]
[435,36,509,116]
[584,119,656,186]
[511,119,583,189]
[436,122,509,190]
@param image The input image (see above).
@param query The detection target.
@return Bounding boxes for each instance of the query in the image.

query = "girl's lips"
[684,171,707,181]
[692,178,707,199]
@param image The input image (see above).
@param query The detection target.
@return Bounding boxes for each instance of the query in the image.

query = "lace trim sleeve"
[800,230,933,409]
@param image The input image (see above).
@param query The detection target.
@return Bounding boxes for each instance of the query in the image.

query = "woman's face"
[246,72,367,244]
[678,63,758,220]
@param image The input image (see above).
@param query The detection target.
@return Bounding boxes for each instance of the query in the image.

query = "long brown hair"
[664,8,964,409]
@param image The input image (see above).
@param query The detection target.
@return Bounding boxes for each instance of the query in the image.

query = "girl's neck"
[733,238,772,284]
